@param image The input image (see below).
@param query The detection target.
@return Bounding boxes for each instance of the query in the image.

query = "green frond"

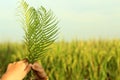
[21,0,59,63]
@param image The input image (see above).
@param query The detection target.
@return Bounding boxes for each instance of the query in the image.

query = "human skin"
[1,59,31,80]
[1,60,48,80]
[32,62,48,80]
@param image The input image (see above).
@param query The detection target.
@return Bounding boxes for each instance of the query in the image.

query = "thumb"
[24,64,32,74]
[32,62,43,72]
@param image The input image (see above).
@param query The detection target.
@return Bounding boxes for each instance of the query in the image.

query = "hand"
[32,62,48,80]
[1,59,31,80]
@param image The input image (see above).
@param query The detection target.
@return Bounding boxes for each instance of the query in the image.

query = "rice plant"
[0,40,120,80]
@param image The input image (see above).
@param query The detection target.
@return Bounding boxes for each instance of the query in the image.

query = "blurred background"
[0,0,120,80]
[0,0,120,42]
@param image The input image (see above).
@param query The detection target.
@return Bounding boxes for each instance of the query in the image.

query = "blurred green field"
[0,39,120,80]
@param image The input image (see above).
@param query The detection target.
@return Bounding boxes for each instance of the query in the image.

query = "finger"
[24,64,32,74]
[33,62,40,67]
[7,63,13,70]
[33,70,48,80]
[21,64,31,78]
[13,62,16,65]
[32,63,48,80]
[8,63,12,67]
[36,71,48,80]
[15,59,29,71]
[21,58,28,63]
[37,70,47,78]
[32,63,43,72]
[18,59,29,66]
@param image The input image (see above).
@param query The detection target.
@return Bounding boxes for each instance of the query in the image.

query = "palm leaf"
[21,0,58,63]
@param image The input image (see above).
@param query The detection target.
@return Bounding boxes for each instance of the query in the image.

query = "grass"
[0,39,120,80]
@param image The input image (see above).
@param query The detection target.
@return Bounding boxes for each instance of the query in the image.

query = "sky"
[0,0,120,42]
